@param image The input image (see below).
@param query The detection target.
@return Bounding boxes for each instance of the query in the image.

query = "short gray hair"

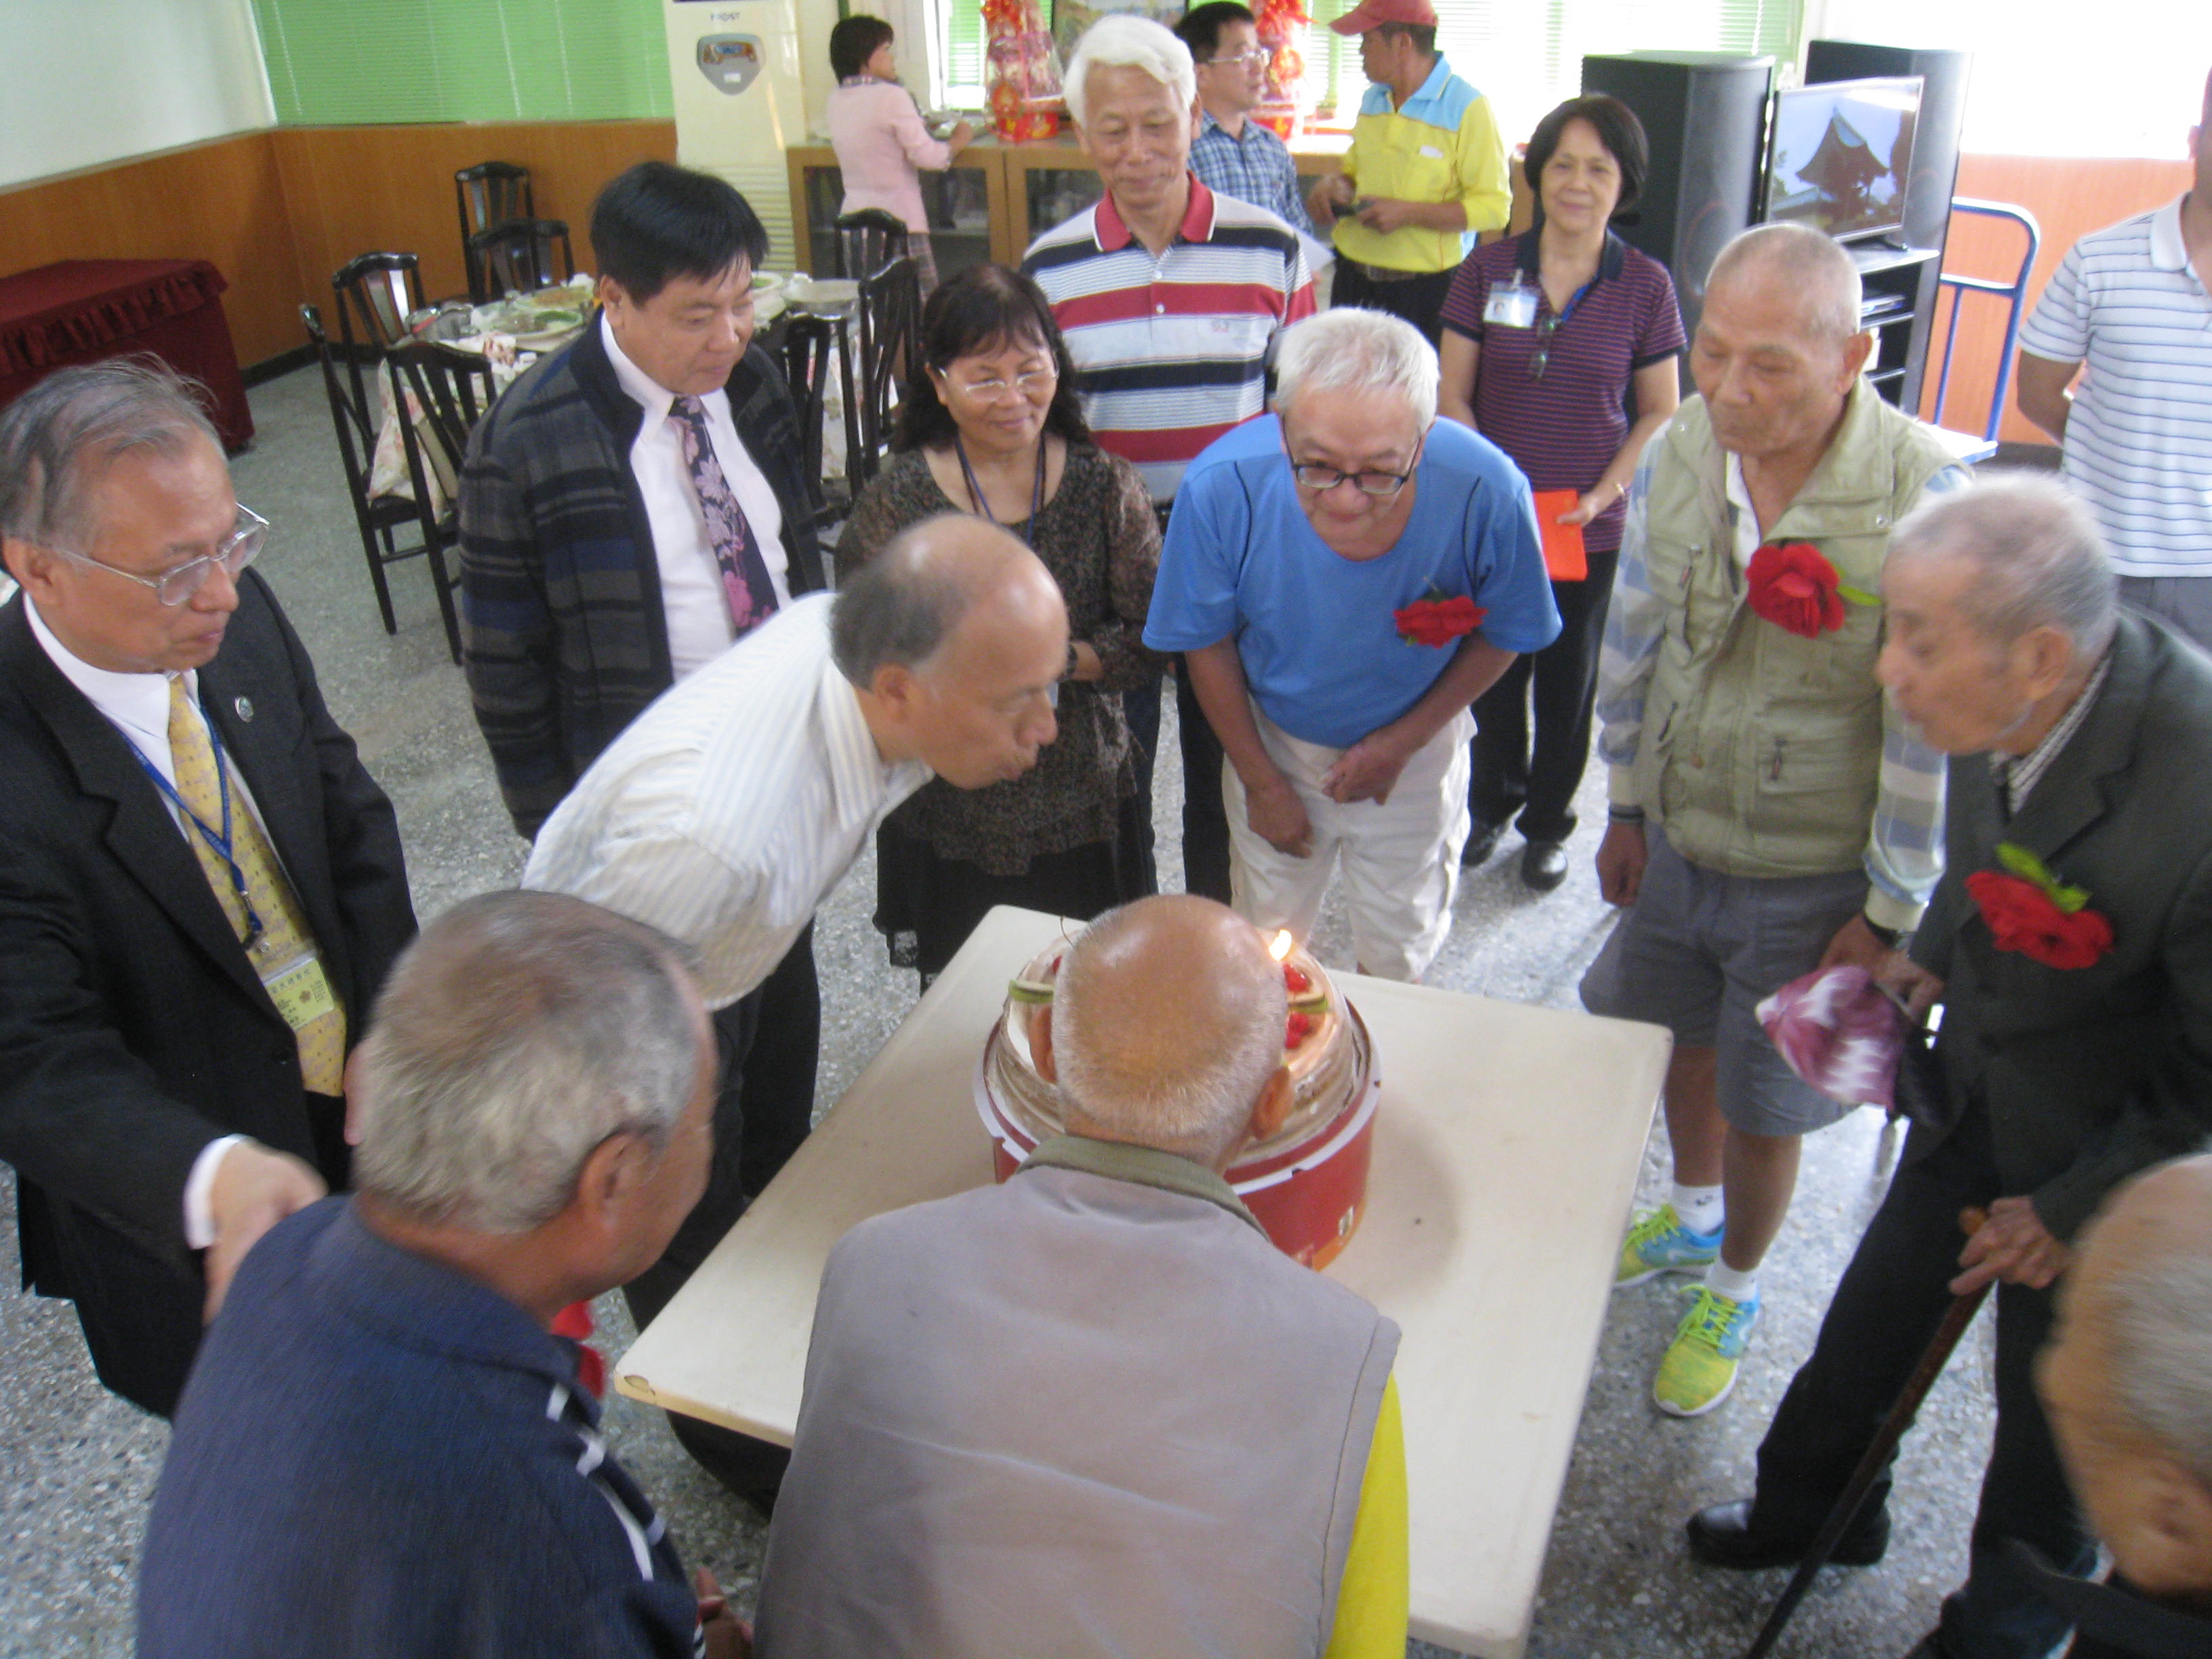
[1272,308,1439,429]
[1888,474,2119,659]
[0,358,222,552]
[2106,1231,2212,1488]
[830,514,987,686]
[352,891,705,1233]
[1065,14,1195,129]
[1707,222,1864,348]
[1052,901,1286,1162]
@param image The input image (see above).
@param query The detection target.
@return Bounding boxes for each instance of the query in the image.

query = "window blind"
[251,0,674,125]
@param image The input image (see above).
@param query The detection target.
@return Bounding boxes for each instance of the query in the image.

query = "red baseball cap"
[1328,0,1437,34]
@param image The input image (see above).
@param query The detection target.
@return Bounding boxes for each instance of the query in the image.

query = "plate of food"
[784,274,860,314]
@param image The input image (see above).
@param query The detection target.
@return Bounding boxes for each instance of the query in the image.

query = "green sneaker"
[1654,1284,1761,1418]
[1615,1204,1723,1288]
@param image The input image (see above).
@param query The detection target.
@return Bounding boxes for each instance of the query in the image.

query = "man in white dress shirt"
[525,511,1067,1507]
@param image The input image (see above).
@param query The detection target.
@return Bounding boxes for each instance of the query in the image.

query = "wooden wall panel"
[0,132,303,365]
[272,119,675,312]
[1919,154,2192,446]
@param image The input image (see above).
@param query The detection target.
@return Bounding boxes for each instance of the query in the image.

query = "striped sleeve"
[2018,242,2090,365]
[1862,463,1971,928]
[1595,449,1664,804]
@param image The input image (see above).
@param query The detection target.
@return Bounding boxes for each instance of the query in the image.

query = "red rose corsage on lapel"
[1393,587,1487,648]
[1963,842,2114,970]
[1746,542,1878,639]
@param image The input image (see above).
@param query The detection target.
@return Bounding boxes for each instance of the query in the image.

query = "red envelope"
[1532,489,1588,581]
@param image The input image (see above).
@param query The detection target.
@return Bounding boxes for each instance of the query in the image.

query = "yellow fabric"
[1323,1372,1408,1659]
[1334,89,1510,272]
[167,678,346,1092]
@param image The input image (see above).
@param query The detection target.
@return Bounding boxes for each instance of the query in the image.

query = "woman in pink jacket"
[825,16,974,292]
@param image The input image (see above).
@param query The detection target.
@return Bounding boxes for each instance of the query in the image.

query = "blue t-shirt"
[1144,414,1559,749]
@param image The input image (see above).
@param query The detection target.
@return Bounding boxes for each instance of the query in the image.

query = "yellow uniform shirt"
[1334,54,1511,274]
[1323,1372,1410,1658]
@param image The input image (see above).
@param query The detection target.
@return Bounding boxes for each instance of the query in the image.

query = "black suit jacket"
[1914,611,2212,1239]
[0,575,416,1414]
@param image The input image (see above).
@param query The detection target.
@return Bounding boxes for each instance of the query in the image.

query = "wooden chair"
[850,254,921,492]
[777,313,846,533]
[832,209,910,281]
[301,304,438,645]
[466,218,575,300]
[382,340,497,663]
[455,163,535,303]
[331,251,422,356]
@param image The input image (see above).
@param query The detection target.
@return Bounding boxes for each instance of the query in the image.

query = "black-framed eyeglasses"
[1528,312,1562,380]
[56,506,268,606]
[1292,462,1414,496]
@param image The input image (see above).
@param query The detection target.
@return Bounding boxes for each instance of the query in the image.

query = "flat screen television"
[1761,76,1923,243]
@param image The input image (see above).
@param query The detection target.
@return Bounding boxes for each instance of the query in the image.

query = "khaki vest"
[754,1141,1400,1659]
[1630,380,1954,878]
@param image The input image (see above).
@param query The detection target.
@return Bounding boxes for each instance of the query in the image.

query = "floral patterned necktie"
[670,395,779,636]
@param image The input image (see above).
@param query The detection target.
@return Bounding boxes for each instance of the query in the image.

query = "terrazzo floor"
[0,366,2007,1657]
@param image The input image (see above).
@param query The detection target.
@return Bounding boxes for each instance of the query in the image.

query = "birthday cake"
[976,932,1378,1269]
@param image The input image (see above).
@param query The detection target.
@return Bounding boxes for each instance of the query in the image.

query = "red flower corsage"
[1963,843,2113,970]
[1393,588,1487,648]
[1745,542,1877,639]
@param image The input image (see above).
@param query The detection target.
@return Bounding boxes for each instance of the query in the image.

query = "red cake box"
[975,930,1378,1269]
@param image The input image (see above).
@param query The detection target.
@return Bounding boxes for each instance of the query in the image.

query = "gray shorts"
[1579,828,1867,1136]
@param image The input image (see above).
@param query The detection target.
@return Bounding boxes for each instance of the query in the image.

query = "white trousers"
[1222,703,1473,982]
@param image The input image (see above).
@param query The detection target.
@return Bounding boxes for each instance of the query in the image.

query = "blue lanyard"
[132,693,265,949]
[1553,278,1595,327]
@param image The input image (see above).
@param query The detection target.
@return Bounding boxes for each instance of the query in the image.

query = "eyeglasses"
[1292,462,1414,496]
[1528,313,1562,380]
[945,369,1057,403]
[55,506,268,606]
[1205,46,1273,68]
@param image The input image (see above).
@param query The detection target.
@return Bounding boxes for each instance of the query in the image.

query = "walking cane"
[1738,1209,1992,1659]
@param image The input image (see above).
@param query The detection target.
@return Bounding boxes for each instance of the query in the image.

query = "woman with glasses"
[838,263,1164,981]
[1436,94,1685,893]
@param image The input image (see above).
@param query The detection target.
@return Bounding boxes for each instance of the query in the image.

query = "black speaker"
[1582,51,1775,350]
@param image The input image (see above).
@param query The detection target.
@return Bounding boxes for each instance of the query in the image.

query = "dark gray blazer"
[0,579,416,1415]
[1914,610,2212,1238]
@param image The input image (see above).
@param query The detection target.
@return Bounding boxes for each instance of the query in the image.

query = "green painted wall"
[251,0,676,123]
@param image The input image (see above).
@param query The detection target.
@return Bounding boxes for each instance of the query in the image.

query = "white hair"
[351,892,703,1233]
[1064,14,1195,129]
[1887,473,2119,659]
[1271,307,1439,428]
[2107,1233,2212,1488]
[1707,222,1864,348]
[1051,903,1286,1163]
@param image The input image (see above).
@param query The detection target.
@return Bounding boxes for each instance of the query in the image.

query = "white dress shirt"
[24,598,262,1249]
[602,314,792,680]
[522,594,931,1009]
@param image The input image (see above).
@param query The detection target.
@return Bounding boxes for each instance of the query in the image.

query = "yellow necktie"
[166,677,347,1094]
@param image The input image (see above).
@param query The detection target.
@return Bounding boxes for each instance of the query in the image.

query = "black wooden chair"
[331,251,422,356]
[382,340,497,663]
[455,162,534,303]
[302,303,440,647]
[832,209,910,281]
[777,313,849,533]
[466,218,575,300]
[850,255,921,492]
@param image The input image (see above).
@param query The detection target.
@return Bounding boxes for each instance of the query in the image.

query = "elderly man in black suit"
[0,360,415,1418]
[1685,475,2212,1659]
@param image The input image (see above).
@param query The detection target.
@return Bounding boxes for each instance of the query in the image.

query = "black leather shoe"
[1460,818,1505,868]
[1685,1498,1889,1570]
[1521,839,1569,890]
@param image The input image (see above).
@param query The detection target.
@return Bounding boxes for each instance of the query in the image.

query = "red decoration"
[1285,1010,1317,1049]
[1964,869,2114,970]
[550,1300,606,1398]
[1746,541,1848,638]
[1393,592,1487,648]
[1284,964,1312,996]
[981,0,1061,141]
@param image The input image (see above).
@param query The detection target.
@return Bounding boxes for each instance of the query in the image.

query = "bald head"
[1707,222,1864,350]
[832,512,1062,687]
[1052,896,1289,1166]
[2041,1154,2212,1599]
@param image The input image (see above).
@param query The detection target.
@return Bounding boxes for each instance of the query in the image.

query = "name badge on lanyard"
[1484,277,1538,329]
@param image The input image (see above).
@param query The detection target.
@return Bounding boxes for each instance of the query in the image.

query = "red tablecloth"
[0,259,255,450]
